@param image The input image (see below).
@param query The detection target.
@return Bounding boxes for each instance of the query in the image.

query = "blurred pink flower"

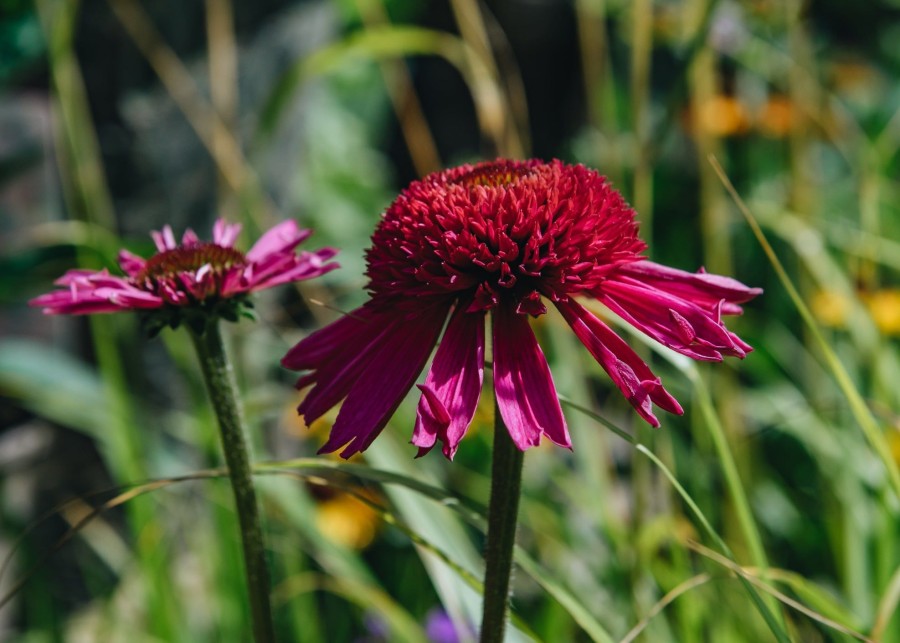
[282,159,760,460]
[31,219,337,330]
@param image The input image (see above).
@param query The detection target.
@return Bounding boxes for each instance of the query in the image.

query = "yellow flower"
[315,490,381,550]
[864,289,900,335]
[810,288,900,336]
[811,290,850,328]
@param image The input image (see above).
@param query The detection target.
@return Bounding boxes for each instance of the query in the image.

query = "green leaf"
[0,339,111,439]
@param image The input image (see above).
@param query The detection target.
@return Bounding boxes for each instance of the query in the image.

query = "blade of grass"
[512,548,616,643]
[709,155,900,503]
[448,0,527,157]
[688,542,874,642]
[686,370,772,582]
[619,574,713,643]
[256,26,504,158]
[761,569,865,632]
[637,446,791,643]
[271,457,615,642]
[273,572,428,643]
[361,435,522,643]
[872,564,900,641]
[106,0,275,235]
[558,398,790,642]
[34,0,185,636]
[205,0,240,212]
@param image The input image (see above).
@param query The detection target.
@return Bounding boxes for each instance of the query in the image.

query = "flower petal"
[617,260,762,315]
[298,323,394,425]
[599,276,750,361]
[212,219,241,247]
[117,250,146,278]
[321,303,450,458]
[151,225,177,251]
[556,298,682,426]
[181,228,200,246]
[282,304,382,370]
[412,305,485,459]
[492,304,570,450]
[241,248,338,294]
[29,269,163,314]
[282,305,391,424]
[246,220,312,262]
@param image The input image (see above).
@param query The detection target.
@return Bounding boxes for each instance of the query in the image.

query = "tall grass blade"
[710,155,900,503]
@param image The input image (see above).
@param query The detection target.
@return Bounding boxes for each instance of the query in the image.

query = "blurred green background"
[3,0,900,641]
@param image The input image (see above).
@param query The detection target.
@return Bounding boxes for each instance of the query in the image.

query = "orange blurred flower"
[695,95,752,137]
[757,96,795,138]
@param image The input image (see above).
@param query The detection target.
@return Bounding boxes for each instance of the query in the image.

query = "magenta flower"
[30,218,337,332]
[282,159,760,459]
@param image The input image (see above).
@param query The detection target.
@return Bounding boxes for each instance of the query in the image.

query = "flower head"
[31,219,338,333]
[282,159,760,459]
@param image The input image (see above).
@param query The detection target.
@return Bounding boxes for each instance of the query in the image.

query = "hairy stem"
[479,405,524,643]
[190,322,275,643]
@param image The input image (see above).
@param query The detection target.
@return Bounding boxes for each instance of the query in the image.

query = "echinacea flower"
[282,159,760,459]
[30,218,337,640]
[30,218,338,333]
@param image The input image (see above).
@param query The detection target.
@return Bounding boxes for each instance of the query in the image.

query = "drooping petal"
[282,304,383,370]
[556,298,682,426]
[29,270,163,314]
[492,303,570,450]
[282,304,391,425]
[617,260,762,315]
[599,276,750,361]
[412,305,485,459]
[296,310,396,425]
[246,220,312,262]
[319,303,450,458]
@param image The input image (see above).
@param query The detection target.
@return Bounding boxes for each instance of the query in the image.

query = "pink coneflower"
[282,159,760,459]
[31,219,338,331]
[30,218,337,640]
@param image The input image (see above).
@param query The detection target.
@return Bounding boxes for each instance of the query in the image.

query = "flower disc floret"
[283,159,761,460]
[136,243,247,286]
[366,159,646,315]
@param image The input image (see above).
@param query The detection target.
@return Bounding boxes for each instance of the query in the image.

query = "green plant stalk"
[479,406,524,643]
[711,156,900,501]
[189,322,275,643]
[36,0,186,635]
[630,0,653,230]
[691,372,769,571]
[637,446,791,643]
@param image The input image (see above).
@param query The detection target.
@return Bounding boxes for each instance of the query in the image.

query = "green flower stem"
[189,321,275,643]
[480,404,525,643]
